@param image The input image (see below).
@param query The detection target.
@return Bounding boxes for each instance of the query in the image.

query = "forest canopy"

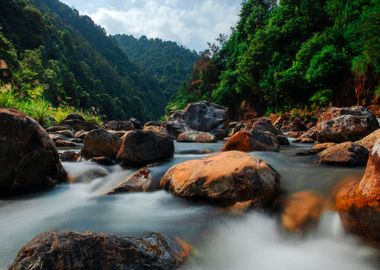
[168,0,380,117]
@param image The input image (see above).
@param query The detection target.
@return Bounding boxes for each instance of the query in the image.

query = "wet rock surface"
[356,129,380,150]
[316,106,379,143]
[161,151,280,206]
[117,130,174,166]
[9,231,191,270]
[81,129,121,160]
[105,120,135,131]
[167,101,227,139]
[314,142,369,166]
[281,191,325,234]
[108,168,152,194]
[177,130,216,143]
[0,109,67,195]
[336,139,380,241]
[223,130,279,152]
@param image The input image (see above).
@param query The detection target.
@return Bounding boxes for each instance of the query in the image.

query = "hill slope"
[0,0,168,121]
[114,34,199,99]
[169,0,380,117]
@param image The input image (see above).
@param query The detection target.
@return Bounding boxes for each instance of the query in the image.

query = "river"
[0,141,379,269]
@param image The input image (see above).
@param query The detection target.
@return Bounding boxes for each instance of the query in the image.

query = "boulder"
[117,130,174,166]
[165,121,187,138]
[46,125,73,133]
[223,130,279,152]
[74,130,89,139]
[145,121,164,127]
[336,139,380,241]
[108,130,127,138]
[161,151,280,206]
[293,127,318,143]
[251,118,282,136]
[48,133,68,143]
[9,231,191,270]
[91,156,117,166]
[315,142,368,166]
[60,151,80,162]
[81,129,121,160]
[143,125,173,138]
[54,129,75,138]
[356,129,380,150]
[309,142,336,155]
[228,122,246,137]
[108,168,152,194]
[316,106,379,143]
[0,109,67,195]
[54,139,80,148]
[251,118,289,145]
[61,119,98,131]
[177,130,216,143]
[281,191,325,234]
[282,118,307,132]
[105,120,134,131]
[250,130,280,152]
[63,113,85,121]
[223,131,254,152]
[286,131,303,138]
[129,117,142,129]
[167,101,227,139]
[276,134,290,145]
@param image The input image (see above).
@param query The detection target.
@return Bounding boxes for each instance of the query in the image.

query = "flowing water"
[0,141,379,269]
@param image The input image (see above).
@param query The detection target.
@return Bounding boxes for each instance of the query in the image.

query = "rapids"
[0,141,378,269]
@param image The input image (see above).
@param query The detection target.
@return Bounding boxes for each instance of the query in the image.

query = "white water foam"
[185,212,378,270]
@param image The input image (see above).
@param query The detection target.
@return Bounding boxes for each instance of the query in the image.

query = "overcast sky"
[60,0,242,51]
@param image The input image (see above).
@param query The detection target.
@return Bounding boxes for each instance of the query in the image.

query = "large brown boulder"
[161,151,280,207]
[9,231,191,270]
[315,142,368,166]
[223,130,279,152]
[0,109,67,195]
[177,130,216,143]
[336,139,380,241]
[167,101,227,139]
[316,106,379,143]
[81,129,121,160]
[117,130,174,166]
[281,191,325,234]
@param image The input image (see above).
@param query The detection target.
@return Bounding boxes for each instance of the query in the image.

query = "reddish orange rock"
[336,139,380,241]
[160,151,280,207]
[223,130,254,152]
[281,191,325,234]
[223,130,279,152]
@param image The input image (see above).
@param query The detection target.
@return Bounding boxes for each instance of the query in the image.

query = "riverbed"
[0,141,378,269]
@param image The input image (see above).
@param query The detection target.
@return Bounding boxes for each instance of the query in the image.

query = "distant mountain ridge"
[0,0,198,121]
[114,34,199,99]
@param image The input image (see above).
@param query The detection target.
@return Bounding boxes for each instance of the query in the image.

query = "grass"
[0,89,102,126]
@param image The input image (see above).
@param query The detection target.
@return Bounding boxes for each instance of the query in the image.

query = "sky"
[60,0,242,51]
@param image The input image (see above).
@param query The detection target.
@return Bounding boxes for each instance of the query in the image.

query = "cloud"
[61,0,241,51]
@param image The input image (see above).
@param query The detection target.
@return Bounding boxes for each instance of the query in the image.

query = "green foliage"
[169,0,380,115]
[114,35,199,99]
[0,89,101,126]
[309,89,333,107]
[0,0,171,122]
